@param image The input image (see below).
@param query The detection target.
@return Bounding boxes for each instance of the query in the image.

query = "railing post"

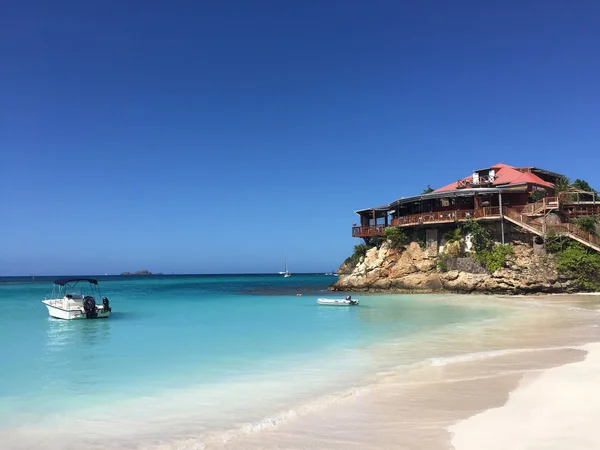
[542,219,546,236]
[499,191,505,245]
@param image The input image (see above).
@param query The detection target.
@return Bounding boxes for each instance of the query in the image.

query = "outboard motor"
[102,297,111,313]
[83,296,98,319]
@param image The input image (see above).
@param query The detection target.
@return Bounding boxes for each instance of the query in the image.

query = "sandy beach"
[450,341,600,450]
[198,294,600,450]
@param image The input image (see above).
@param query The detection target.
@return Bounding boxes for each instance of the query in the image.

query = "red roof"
[435,178,467,192]
[509,171,554,188]
[434,163,554,192]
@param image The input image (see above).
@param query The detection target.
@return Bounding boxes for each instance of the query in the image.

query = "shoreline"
[329,285,598,296]
[197,294,600,449]
[3,292,599,449]
[202,349,593,449]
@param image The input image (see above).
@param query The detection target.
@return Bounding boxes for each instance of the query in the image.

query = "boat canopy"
[53,278,98,286]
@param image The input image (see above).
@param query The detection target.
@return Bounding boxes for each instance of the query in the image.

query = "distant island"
[120,270,161,276]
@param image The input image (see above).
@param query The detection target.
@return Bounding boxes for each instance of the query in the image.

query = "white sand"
[450,342,600,450]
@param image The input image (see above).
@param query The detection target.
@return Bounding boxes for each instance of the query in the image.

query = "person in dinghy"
[346,295,359,305]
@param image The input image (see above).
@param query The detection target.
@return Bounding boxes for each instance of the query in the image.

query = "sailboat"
[283,254,291,278]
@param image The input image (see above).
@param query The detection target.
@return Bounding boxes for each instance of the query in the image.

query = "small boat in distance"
[283,254,291,278]
[317,296,359,306]
[42,278,112,320]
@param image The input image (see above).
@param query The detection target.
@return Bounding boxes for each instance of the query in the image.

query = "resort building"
[352,163,600,253]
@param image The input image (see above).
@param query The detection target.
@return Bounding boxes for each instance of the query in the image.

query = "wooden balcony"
[351,207,501,237]
[457,175,494,189]
[390,207,501,227]
[564,204,600,217]
[352,203,600,252]
[352,225,388,237]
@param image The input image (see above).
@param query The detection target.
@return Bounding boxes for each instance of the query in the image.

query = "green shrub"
[528,190,547,203]
[437,252,448,272]
[545,231,570,254]
[573,216,598,236]
[344,243,372,268]
[382,227,409,249]
[352,243,369,260]
[413,229,426,249]
[474,244,514,273]
[369,236,383,248]
[463,219,493,253]
[555,242,600,290]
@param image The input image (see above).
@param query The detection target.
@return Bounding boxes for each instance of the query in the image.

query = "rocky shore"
[329,241,578,295]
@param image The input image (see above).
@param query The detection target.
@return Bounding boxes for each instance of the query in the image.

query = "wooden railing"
[476,206,501,217]
[391,209,476,227]
[353,203,600,250]
[457,175,494,189]
[389,207,503,227]
[503,207,544,233]
[352,225,388,237]
[564,205,600,217]
[567,223,600,249]
[503,206,600,252]
[521,197,559,215]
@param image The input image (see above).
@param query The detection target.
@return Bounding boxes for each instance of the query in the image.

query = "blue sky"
[1,0,599,275]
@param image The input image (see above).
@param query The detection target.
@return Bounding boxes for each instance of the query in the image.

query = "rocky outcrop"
[330,241,577,294]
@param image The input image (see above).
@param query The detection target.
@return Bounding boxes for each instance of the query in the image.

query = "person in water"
[346,295,352,300]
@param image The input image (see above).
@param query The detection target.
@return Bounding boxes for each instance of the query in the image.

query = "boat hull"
[42,301,110,320]
[317,298,359,306]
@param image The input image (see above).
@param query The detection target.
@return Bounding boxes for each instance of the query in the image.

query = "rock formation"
[330,241,577,294]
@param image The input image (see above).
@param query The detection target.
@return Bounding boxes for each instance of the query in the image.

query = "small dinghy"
[317,296,359,306]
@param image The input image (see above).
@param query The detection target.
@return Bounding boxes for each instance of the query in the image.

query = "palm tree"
[554,176,571,195]
[554,176,574,205]
[444,227,462,244]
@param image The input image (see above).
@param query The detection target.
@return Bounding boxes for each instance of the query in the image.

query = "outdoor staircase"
[503,206,600,253]
[521,197,560,216]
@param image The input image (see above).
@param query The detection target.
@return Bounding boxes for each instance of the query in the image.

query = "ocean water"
[0,274,517,449]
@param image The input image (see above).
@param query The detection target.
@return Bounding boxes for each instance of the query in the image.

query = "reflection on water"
[46,317,112,351]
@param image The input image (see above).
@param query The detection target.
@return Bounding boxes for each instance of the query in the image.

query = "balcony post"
[499,191,505,245]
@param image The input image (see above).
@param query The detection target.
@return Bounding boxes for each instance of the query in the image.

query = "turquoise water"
[0,275,505,448]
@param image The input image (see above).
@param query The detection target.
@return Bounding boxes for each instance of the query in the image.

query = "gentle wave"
[157,345,582,449]
[152,386,370,449]
[427,345,576,367]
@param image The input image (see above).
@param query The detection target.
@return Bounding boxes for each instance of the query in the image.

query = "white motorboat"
[42,278,112,320]
[317,297,359,306]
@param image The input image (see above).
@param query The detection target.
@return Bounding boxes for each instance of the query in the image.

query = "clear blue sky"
[1,0,599,275]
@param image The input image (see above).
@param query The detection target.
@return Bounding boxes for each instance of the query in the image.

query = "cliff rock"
[330,241,576,294]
